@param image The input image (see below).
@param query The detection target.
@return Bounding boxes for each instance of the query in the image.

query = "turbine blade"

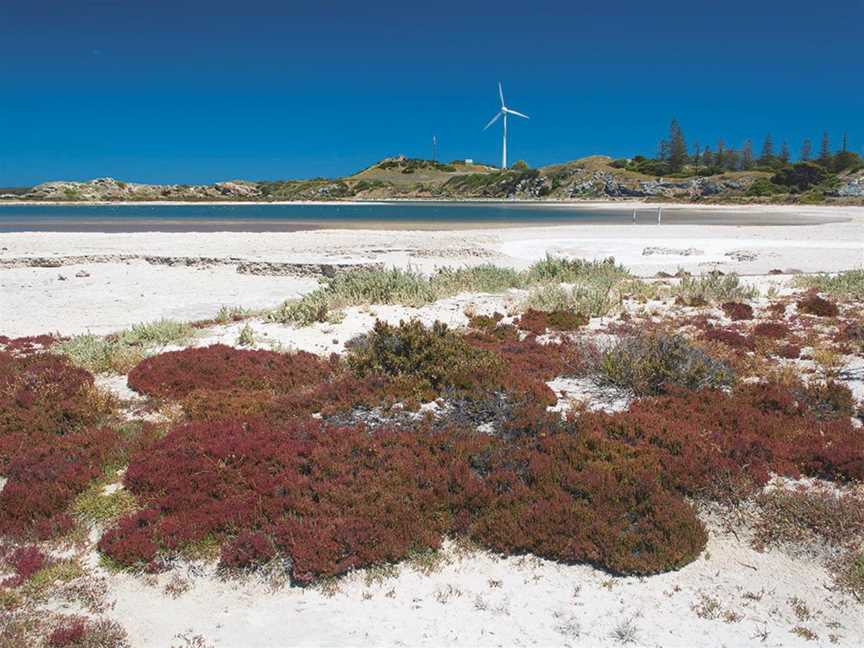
[498,82,505,107]
[483,112,502,130]
[507,108,530,119]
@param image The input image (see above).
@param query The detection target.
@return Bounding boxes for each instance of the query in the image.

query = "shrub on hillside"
[598,334,734,396]
[799,380,855,420]
[771,162,829,192]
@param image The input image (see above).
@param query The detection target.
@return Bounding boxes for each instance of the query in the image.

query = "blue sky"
[1,0,861,185]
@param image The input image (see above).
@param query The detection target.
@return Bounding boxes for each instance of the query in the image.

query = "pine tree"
[759,134,774,165]
[692,142,701,172]
[716,139,726,168]
[741,140,754,170]
[800,138,812,161]
[668,119,688,172]
[818,131,831,165]
[702,146,714,169]
[779,141,790,164]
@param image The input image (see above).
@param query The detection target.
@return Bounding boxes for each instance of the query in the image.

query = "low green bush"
[58,320,193,373]
[673,273,757,305]
[793,270,864,300]
[270,257,635,326]
[598,333,734,396]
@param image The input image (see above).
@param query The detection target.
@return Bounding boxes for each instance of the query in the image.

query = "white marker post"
[632,208,637,223]
[657,206,662,224]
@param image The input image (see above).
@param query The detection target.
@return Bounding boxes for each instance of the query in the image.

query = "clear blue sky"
[1,0,861,185]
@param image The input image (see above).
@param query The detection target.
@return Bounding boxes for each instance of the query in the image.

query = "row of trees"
[648,120,858,175]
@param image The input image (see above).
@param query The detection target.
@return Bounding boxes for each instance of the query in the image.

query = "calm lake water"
[0,202,845,232]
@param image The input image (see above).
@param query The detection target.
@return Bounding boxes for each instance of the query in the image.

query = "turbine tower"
[483,82,529,169]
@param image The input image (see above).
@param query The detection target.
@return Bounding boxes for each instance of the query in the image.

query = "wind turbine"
[483,82,529,169]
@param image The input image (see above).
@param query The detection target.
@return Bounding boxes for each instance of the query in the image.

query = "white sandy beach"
[2,203,864,648]
[1,203,862,337]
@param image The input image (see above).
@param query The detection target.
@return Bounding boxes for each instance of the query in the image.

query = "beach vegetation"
[771,162,829,192]
[127,344,335,399]
[57,320,193,374]
[515,309,588,334]
[721,301,754,320]
[796,293,839,317]
[793,270,864,300]
[270,257,635,326]
[236,323,256,347]
[752,321,790,339]
[598,333,734,396]
[673,272,757,305]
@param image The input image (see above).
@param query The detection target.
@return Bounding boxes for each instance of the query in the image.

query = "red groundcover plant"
[96,321,864,583]
[99,418,708,579]
[0,351,120,538]
[0,351,107,466]
[126,344,337,399]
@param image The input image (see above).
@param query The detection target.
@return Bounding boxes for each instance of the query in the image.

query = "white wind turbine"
[483,82,529,169]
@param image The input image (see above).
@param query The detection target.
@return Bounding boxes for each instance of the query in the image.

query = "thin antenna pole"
[432,136,437,162]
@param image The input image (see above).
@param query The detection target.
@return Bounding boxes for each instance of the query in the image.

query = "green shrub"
[524,256,629,284]
[771,162,829,192]
[57,335,144,374]
[793,270,864,299]
[271,258,633,326]
[58,320,193,373]
[746,177,784,197]
[117,319,193,347]
[523,281,621,317]
[673,273,757,305]
[347,320,504,399]
[598,333,734,396]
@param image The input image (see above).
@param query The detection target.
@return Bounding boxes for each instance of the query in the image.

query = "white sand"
[1,204,862,338]
[3,204,864,647]
[98,526,862,648]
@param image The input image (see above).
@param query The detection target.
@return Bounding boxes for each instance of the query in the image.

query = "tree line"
[615,120,861,177]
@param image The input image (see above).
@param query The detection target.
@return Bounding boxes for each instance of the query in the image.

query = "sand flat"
[1,204,862,337]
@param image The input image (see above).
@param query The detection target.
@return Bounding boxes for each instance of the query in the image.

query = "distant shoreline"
[1,199,861,212]
[0,202,859,234]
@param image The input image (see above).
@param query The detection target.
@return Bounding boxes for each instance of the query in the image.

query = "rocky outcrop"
[834,172,864,197]
[24,178,263,202]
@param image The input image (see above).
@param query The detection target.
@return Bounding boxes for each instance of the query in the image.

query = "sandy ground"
[1,204,862,337]
[93,528,863,648]
[4,204,864,647]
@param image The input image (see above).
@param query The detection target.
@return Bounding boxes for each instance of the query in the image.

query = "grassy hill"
[7,155,863,204]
